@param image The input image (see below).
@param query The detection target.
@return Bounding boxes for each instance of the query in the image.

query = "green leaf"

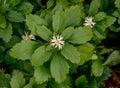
[47,0,55,8]
[65,5,82,27]
[93,24,106,39]
[0,23,12,42]
[69,27,93,44]
[94,12,106,22]
[24,77,36,88]
[115,0,120,9]
[9,0,21,7]
[36,25,52,41]
[0,15,6,28]
[98,16,116,28]
[0,73,11,88]
[92,59,103,76]
[31,45,52,67]
[17,2,33,15]
[34,66,51,84]
[75,75,88,88]
[61,44,80,63]
[10,70,25,88]
[25,14,47,34]
[10,40,39,60]
[52,10,66,33]
[77,43,94,65]
[69,0,84,3]
[61,27,74,40]
[103,50,120,66]
[50,53,69,83]
[88,0,100,16]
[6,10,24,22]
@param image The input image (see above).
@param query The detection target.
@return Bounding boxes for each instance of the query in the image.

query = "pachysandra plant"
[10,5,94,84]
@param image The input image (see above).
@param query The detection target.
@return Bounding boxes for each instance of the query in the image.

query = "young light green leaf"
[75,75,88,88]
[31,45,52,67]
[88,0,100,16]
[94,12,106,22]
[36,25,52,41]
[92,59,103,76]
[47,0,55,8]
[69,27,93,44]
[17,2,33,15]
[65,5,82,27]
[69,0,84,3]
[50,53,69,83]
[0,15,6,28]
[61,44,80,63]
[0,23,12,42]
[25,14,47,34]
[10,40,39,60]
[52,10,66,33]
[77,43,94,65]
[34,66,51,84]
[10,70,25,88]
[61,27,74,40]
[6,10,24,22]
[103,50,120,66]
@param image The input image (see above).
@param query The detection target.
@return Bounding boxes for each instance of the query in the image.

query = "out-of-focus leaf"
[88,0,100,16]
[0,23,12,42]
[10,70,25,88]
[9,0,21,7]
[6,10,24,22]
[0,15,6,28]
[75,75,88,88]
[17,2,33,15]
[104,50,120,66]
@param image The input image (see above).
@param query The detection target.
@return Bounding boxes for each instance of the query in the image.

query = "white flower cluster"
[50,35,65,50]
[22,31,36,40]
[84,17,96,28]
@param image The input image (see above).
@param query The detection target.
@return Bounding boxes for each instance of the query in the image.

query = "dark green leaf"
[104,50,120,66]
[75,75,88,88]
[50,53,69,83]
[94,12,106,22]
[65,5,83,27]
[34,66,51,84]
[69,27,93,44]
[10,40,39,60]
[10,70,25,88]
[9,0,21,7]
[25,14,47,34]
[0,23,12,42]
[36,25,52,41]
[6,10,24,22]
[92,59,103,76]
[17,2,33,15]
[61,27,74,40]
[61,44,80,63]
[52,10,66,33]
[0,15,6,28]
[31,45,52,67]
[88,0,100,16]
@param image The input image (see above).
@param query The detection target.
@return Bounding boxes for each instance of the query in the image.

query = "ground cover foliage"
[0,0,120,88]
